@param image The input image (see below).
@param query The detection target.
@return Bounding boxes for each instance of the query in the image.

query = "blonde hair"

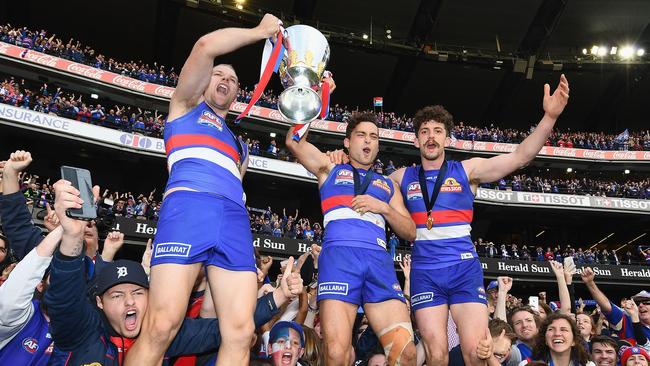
[301,326,324,366]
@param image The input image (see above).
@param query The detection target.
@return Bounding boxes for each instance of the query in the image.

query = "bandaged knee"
[378,322,414,366]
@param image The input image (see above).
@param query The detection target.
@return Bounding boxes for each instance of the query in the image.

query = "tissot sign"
[113,217,650,283]
[476,189,650,214]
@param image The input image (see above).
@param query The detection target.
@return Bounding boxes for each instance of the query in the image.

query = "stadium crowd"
[1,150,650,366]
[1,21,650,151]
[0,24,179,86]
[9,168,650,265]
[480,174,650,200]
[2,21,650,366]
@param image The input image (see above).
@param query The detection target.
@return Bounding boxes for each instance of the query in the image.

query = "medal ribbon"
[351,165,374,196]
[418,160,448,229]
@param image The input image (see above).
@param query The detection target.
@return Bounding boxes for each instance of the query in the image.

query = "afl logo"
[407,182,422,200]
[198,110,223,131]
[22,338,39,353]
[335,169,354,185]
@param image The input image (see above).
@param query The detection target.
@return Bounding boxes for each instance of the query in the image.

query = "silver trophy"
[277,25,330,123]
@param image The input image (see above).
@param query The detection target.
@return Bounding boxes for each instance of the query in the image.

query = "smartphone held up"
[60,166,97,221]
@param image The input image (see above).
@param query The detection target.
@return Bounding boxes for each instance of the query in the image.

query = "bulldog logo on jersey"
[407,182,423,200]
[335,169,354,185]
[440,177,463,192]
[372,179,391,194]
[198,110,223,131]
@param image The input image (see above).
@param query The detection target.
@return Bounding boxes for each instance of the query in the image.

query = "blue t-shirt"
[604,301,650,344]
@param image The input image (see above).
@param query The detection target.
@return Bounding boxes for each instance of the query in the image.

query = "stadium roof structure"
[2,0,650,132]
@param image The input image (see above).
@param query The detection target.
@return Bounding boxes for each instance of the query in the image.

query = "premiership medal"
[426,214,434,230]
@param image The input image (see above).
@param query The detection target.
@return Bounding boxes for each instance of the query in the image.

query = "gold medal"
[426,214,433,230]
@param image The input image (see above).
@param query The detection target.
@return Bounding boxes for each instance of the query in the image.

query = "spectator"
[0,226,62,365]
[508,306,540,360]
[267,321,305,366]
[581,268,650,343]
[590,336,618,366]
[529,313,591,366]
[576,313,597,344]
[366,350,388,366]
[267,139,279,157]
[388,233,398,259]
[620,347,650,366]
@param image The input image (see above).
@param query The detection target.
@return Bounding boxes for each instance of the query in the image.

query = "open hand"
[543,74,570,119]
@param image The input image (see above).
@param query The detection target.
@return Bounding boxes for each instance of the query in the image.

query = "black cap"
[95,260,149,295]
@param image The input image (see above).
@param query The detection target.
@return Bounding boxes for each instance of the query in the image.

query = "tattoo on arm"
[69,238,84,256]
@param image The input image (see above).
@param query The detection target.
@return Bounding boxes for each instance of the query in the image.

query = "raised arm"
[45,179,102,350]
[549,261,571,314]
[463,75,569,185]
[580,267,616,323]
[398,255,412,299]
[0,151,46,259]
[169,14,281,120]
[285,126,333,182]
[494,276,512,322]
[0,226,62,342]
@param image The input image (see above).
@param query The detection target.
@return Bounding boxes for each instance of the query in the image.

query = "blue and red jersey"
[604,301,650,344]
[164,102,248,208]
[400,161,476,270]
[320,164,394,250]
[0,300,52,366]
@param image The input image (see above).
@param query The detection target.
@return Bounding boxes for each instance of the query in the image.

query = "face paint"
[270,327,292,353]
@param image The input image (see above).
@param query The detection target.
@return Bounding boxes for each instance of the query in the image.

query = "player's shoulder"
[389,166,408,184]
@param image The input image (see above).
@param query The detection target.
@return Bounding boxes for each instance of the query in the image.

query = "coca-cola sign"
[112,75,146,92]
[25,53,58,68]
[268,110,286,121]
[582,150,606,159]
[66,63,104,79]
[612,151,637,160]
[551,147,577,157]
[153,86,174,98]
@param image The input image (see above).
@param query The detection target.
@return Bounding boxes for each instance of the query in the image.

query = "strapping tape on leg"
[378,322,414,366]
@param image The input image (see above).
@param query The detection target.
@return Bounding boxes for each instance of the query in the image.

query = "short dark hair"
[345,112,378,138]
[489,318,516,343]
[591,335,619,353]
[412,105,454,136]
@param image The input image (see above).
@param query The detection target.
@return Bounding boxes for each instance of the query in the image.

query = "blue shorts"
[317,246,405,305]
[410,259,486,312]
[151,190,255,272]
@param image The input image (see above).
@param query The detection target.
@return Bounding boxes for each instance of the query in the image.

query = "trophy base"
[278,86,322,123]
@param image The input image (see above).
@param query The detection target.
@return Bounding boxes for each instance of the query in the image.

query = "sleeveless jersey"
[164,102,248,208]
[320,164,394,251]
[0,300,53,366]
[400,161,476,269]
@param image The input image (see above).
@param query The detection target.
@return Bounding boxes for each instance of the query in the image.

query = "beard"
[421,147,443,161]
